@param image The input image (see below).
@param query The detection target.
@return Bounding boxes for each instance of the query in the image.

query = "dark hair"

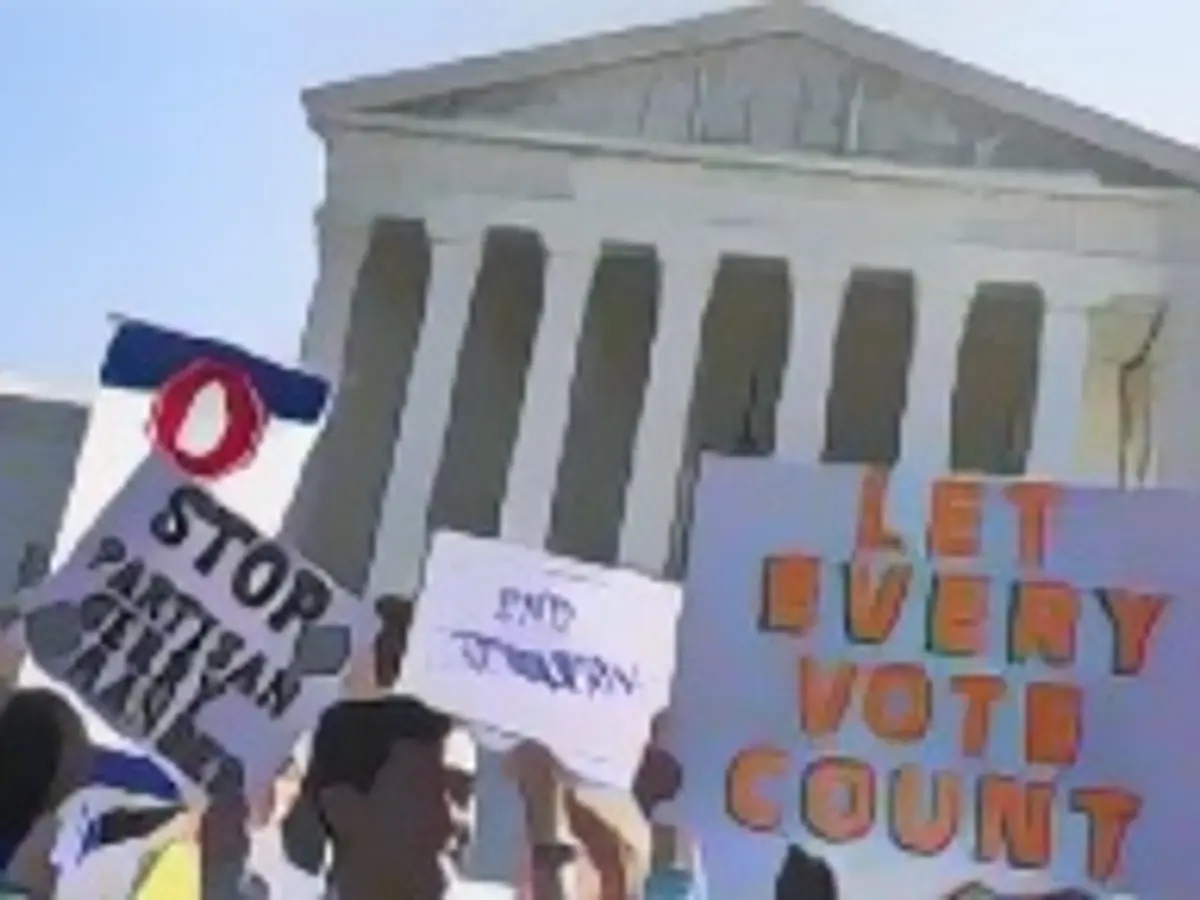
[0,689,79,855]
[306,697,451,798]
[775,844,838,900]
[281,598,420,875]
[281,696,453,872]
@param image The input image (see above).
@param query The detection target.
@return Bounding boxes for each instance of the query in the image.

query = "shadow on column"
[667,254,790,578]
[950,283,1044,476]
[292,218,431,592]
[822,269,915,467]
[549,244,658,567]
[427,228,547,540]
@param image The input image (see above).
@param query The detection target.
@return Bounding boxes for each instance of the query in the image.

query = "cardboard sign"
[19,454,376,797]
[669,456,1200,899]
[401,531,682,788]
[53,319,330,554]
[8,319,331,746]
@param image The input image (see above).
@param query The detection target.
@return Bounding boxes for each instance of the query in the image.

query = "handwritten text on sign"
[401,532,681,787]
[451,586,639,699]
[21,455,374,795]
[669,458,1196,898]
[737,474,1151,880]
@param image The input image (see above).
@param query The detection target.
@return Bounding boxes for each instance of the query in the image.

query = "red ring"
[149,358,267,480]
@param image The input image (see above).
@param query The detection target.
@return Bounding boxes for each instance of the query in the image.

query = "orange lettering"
[761,555,821,635]
[1097,588,1169,676]
[1004,482,1060,570]
[855,468,904,554]
[1025,681,1081,767]
[724,746,788,832]
[889,765,962,856]
[1070,787,1142,882]
[798,656,857,738]
[927,574,988,657]
[975,775,1054,870]
[862,663,931,744]
[928,479,983,559]
[950,674,1007,757]
[802,757,874,843]
[843,562,912,644]
[1008,580,1080,667]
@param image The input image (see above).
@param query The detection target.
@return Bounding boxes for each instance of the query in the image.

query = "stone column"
[617,242,719,576]
[299,206,374,379]
[1028,301,1093,479]
[479,233,603,888]
[499,232,600,546]
[365,218,486,598]
[897,267,977,473]
[1148,200,1200,487]
[774,260,851,461]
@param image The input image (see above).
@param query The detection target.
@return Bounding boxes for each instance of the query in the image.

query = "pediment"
[306,3,1200,188]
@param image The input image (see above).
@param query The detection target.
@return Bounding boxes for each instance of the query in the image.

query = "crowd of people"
[0,597,1103,899]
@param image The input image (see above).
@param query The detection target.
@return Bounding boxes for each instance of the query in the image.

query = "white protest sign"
[400,531,682,788]
[19,453,377,798]
[7,320,332,750]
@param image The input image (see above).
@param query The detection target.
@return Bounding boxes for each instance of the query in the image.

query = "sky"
[1,0,1197,390]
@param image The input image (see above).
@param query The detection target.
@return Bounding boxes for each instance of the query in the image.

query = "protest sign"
[19,453,376,798]
[6,319,331,746]
[53,319,330,554]
[400,531,682,788]
[669,455,1200,899]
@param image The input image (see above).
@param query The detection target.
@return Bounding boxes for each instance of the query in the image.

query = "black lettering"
[258,668,302,719]
[547,650,579,692]
[231,542,289,610]
[134,573,177,623]
[188,670,226,714]
[80,592,121,631]
[105,560,145,602]
[97,671,138,724]
[65,642,109,692]
[143,631,206,732]
[449,630,638,698]
[88,536,127,571]
[127,627,165,676]
[509,645,564,690]
[194,502,257,576]
[608,662,638,696]
[455,632,497,671]
[150,485,207,547]
[142,678,177,735]
[496,588,519,624]
[226,653,266,698]
[548,593,575,633]
[98,609,136,653]
[162,591,215,642]
[205,630,244,673]
[156,714,231,788]
[267,567,331,634]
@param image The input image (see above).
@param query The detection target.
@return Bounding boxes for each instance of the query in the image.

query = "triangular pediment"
[305,3,1200,187]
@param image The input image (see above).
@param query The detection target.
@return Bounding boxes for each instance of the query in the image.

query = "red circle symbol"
[149,358,267,480]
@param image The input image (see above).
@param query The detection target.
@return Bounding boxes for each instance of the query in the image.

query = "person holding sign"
[0,688,185,897]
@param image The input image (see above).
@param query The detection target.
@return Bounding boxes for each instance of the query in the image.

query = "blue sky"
[1,0,1195,388]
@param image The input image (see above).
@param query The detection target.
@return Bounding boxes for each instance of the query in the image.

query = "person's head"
[775,843,838,900]
[0,689,91,852]
[305,697,476,900]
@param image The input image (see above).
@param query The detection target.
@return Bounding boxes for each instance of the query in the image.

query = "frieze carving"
[392,36,1170,186]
